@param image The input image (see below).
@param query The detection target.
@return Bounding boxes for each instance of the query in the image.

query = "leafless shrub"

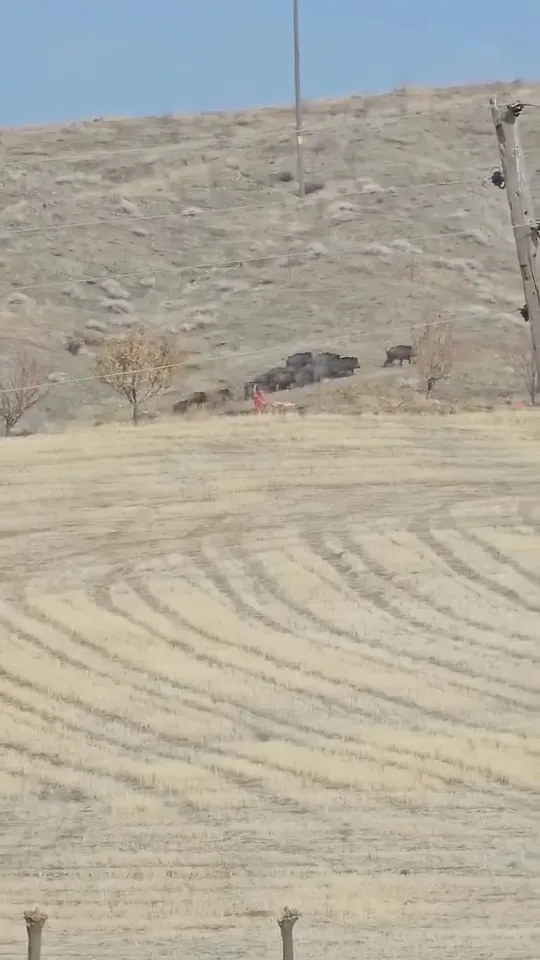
[414,321,455,397]
[510,333,538,405]
[95,325,183,423]
[0,353,50,436]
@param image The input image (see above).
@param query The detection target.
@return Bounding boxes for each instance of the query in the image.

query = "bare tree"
[0,354,49,436]
[510,332,538,405]
[95,325,181,423]
[414,321,455,398]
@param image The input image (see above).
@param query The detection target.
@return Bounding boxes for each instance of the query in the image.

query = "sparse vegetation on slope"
[1,81,540,429]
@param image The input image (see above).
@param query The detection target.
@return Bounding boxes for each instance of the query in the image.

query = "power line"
[0,252,300,296]
[0,311,508,398]
[0,173,491,240]
[0,199,284,237]
[0,254,493,333]
[0,105,495,171]
[0,122,338,168]
[0,216,534,299]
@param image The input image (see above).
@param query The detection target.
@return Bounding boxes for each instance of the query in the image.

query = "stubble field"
[0,412,538,960]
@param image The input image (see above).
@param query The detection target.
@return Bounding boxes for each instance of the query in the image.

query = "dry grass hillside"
[1,81,540,427]
[0,412,539,960]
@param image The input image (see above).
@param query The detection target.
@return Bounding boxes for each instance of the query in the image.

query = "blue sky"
[3,0,539,127]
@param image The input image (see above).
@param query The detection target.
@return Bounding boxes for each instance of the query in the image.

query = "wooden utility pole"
[277,906,301,960]
[292,0,305,198]
[24,909,47,960]
[490,97,540,383]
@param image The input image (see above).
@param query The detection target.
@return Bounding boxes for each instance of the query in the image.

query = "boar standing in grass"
[383,344,415,367]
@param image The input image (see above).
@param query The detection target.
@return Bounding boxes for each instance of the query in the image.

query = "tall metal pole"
[293,0,305,198]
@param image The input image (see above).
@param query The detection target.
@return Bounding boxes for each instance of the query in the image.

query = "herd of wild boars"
[173,344,415,413]
[244,350,360,399]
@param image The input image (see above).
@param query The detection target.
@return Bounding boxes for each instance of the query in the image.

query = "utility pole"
[490,96,540,383]
[293,0,305,198]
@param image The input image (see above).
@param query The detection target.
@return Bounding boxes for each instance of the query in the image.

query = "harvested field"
[0,412,538,960]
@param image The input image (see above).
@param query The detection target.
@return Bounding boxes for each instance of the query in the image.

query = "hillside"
[1,81,540,427]
[0,412,539,960]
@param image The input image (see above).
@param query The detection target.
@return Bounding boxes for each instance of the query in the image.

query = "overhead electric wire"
[0,103,497,170]
[0,172,501,240]
[0,310,511,398]
[0,212,530,299]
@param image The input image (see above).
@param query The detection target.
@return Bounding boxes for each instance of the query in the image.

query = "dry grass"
[2,81,540,428]
[0,411,539,960]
